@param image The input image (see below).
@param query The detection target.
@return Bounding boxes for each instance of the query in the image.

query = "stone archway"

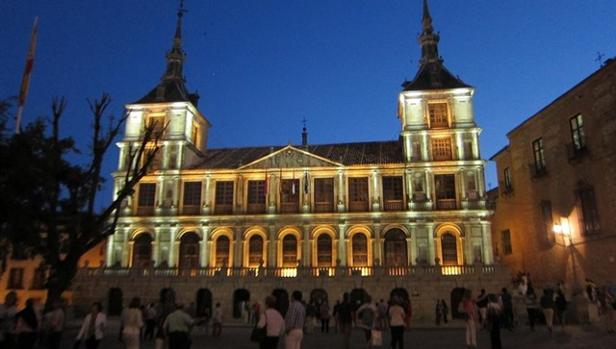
[384,229,408,267]
[310,288,328,307]
[196,288,213,317]
[350,288,369,311]
[272,288,290,316]
[451,287,467,319]
[107,288,123,316]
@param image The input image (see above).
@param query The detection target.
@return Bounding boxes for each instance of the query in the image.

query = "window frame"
[532,138,546,173]
[501,229,513,255]
[427,102,450,129]
[569,114,585,151]
[8,268,24,289]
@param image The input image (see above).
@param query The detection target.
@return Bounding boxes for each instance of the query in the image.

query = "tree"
[0,93,162,309]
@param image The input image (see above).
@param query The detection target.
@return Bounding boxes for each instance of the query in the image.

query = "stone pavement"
[58,320,616,349]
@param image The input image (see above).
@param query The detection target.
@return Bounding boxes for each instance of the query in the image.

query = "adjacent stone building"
[74,1,506,319]
[490,58,616,291]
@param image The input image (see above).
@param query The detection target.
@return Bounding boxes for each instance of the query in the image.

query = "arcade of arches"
[118,223,492,269]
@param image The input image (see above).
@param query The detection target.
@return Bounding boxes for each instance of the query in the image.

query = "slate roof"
[133,79,200,106]
[190,140,405,169]
[402,62,471,91]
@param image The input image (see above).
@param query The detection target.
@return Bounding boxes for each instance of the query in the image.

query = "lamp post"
[553,218,581,294]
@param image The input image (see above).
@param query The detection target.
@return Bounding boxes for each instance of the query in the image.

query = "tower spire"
[418,0,441,66]
[301,117,308,146]
[162,0,187,81]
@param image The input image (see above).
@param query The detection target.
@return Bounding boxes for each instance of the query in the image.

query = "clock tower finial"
[162,0,187,81]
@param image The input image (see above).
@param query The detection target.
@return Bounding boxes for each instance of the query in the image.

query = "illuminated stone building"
[490,58,616,292]
[74,1,506,318]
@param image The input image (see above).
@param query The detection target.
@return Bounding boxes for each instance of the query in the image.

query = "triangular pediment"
[239,145,342,169]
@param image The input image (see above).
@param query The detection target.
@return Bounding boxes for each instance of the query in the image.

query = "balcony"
[280,202,300,214]
[313,202,334,213]
[436,199,457,210]
[348,201,369,212]
[247,203,266,214]
[181,205,200,215]
[214,204,233,215]
[135,206,155,216]
[567,143,588,163]
[383,200,404,211]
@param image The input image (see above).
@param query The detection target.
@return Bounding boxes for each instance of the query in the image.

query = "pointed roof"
[402,0,470,91]
[134,2,200,105]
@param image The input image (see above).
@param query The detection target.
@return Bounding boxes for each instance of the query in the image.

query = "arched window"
[316,234,333,267]
[248,235,264,266]
[352,234,368,266]
[132,234,153,268]
[441,233,458,265]
[384,229,407,267]
[215,236,230,267]
[282,235,298,267]
[179,232,200,269]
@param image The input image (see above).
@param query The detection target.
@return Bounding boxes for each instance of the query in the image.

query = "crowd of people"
[1,277,615,349]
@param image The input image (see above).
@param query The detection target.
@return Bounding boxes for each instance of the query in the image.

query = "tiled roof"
[133,79,199,106]
[190,140,405,169]
[402,62,470,91]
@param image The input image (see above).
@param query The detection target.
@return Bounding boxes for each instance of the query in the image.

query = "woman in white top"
[388,297,406,349]
[256,295,285,349]
[121,298,144,349]
[76,302,107,349]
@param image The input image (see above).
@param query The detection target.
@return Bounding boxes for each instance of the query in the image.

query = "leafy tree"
[0,94,161,309]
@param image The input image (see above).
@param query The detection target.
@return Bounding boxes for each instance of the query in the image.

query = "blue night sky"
[1,0,615,210]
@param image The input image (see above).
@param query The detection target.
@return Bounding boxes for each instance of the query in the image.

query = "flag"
[15,17,39,133]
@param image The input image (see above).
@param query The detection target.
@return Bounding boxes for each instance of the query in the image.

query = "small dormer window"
[146,113,165,138]
[191,121,200,148]
[428,103,449,128]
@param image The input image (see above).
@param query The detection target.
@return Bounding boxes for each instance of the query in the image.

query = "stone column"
[233,228,242,267]
[476,167,486,198]
[482,222,493,265]
[427,224,436,265]
[337,170,345,211]
[303,225,310,267]
[268,226,276,268]
[200,226,210,267]
[168,228,178,267]
[421,133,430,161]
[203,175,211,215]
[408,224,418,265]
[425,171,432,202]
[455,131,464,160]
[338,224,347,266]
[371,170,381,211]
[405,169,413,209]
[373,224,382,265]
[463,223,473,265]
[106,234,115,266]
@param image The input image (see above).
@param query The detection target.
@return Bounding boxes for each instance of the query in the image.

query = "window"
[431,138,453,161]
[191,122,200,148]
[183,182,202,214]
[501,230,512,255]
[31,268,46,289]
[280,179,300,213]
[532,138,546,173]
[352,234,368,266]
[138,183,156,207]
[8,268,24,289]
[570,114,585,151]
[441,233,458,265]
[540,200,555,243]
[382,176,404,211]
[215,236,230,267]
[146,114,165,138]
[314,178,334,212]
[179,232,200,269]
[578,185,600,234]
[348,177,369,212]
[132,234,153,268]
[316,235,333,266]
[503,167,513,192]
[384,229,407,267]
[282,235,298,267]
[435,174,456,210]
[248,235,264,266]
[247,180,266,213]
[428,103,449,128]
[215,181,234,214]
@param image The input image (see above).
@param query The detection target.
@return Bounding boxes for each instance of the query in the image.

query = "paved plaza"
[56,320,616,349]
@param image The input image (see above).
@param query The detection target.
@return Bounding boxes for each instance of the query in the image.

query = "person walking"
[76,302,106,349]
[389,297,406,349]
[486,295,502,349]
[44,299,65,349]
[212,303,222,337]
[476,289,488,328]
[15,298,39,349]
[441,300,449,324]
[435,299,444,326]
[256,296,285,349]
[332,300,341,334]
[284,291,305,349]
[0,291,18,348]
[540,289,555,335]
[461,290,479,349]
[121,298,144,349]
[525,287,539,332]
[304,301,316,335]
[143,303,157,341]
[377,299,388,329]
[338,294,353,349]
[319,301,330,333]
[357,296,377,348]
[163,304,194,349]
[555,290,567,329]
[500,288,514,330]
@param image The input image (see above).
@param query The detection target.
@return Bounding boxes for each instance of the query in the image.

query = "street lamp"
[552,218,572,245]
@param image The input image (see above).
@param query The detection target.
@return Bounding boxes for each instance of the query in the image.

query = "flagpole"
[15,17,39,134]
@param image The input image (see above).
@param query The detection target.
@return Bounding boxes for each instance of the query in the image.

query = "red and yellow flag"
[15,17,39,133]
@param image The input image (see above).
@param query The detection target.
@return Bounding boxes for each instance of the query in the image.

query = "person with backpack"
[357,296,377,348]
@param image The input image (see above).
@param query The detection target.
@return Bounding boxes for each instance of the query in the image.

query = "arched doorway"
[451,288,467,319]
[351,234,368,266]
[107,288,123,316]
[248,235,264,267]
[132,233,153,268]
[384,229,407,267]
[282,235,298,267]
[350,288,369,311]
[179,232,200,269]
[215,236,231,267]
[272,288,290,316]
[390,288,410,307]
[233,289,250,319]
[316,234,333,267]
[310,288,328,307]
[196,288,213,317]
[441,233,458,265]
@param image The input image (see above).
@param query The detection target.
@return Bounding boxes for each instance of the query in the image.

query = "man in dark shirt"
[501,288,514,330]
[338,293,353,349]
